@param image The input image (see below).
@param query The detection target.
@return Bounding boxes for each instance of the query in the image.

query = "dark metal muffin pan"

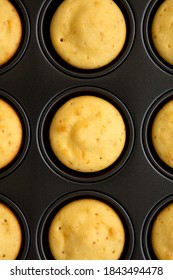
[1,0,173,260]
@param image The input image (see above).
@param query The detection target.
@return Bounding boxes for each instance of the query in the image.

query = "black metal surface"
[0,0,173,260]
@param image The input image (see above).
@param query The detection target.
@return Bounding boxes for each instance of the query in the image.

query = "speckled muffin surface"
[0,98,23,169]
[0,202,22,260]
[151,203,173,260]
[152,0,173,65]
[49,95,126,172]
[152,100,173,168]
[0,0,22,66]
[48,198,125,260]
[50,0,126,69]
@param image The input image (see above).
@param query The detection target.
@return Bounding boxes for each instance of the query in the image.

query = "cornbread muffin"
[50,0,126,69]
[48,199,125,260]
[0,202,22,259]
[0,98,23,169]
[151,0,173,65]
[49,95,126,172]
[0,0,22,66]
[152,100,173,168]
[151,203,173,260]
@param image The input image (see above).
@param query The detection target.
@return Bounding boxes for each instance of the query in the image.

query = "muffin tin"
[1,0,173,260]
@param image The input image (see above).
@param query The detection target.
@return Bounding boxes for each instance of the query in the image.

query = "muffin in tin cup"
[0,89,30,179]
[36,190,134,260]
[0,0,30,74]
[141,89,173,180]
[37,0,135,78]
[141,194,173,260]
[142,0,173,75]
[37,86,135,183]
[0,194,30,260]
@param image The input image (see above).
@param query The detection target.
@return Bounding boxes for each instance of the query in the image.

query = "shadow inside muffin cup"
[142,0,173,75]
[141,90,173,181]
[37,86,135,183]
[0,0,30,75]
[0,194,30,260]
[141,194,173,260]
[37,0,135,78]
[0,90,30,179]
[36,190,135,260]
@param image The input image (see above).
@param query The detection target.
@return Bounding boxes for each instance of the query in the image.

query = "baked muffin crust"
[49,95,126,172]
[0,98,23,169]
[152,0,173,65]
[0,0,22,66]
[152,100,173,168]
[151,203,173,260]
[0,202,22,260]
[49,198,125,260]
[50,0,126,69]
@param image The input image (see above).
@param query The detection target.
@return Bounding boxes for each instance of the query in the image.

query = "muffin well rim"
[36,190,135,260]
[36,0,135,78]
[36,86,135,184]
[0,193,30,260]
[141,89,173,181]
[142,0,173,76]
[0,0,30,75]
[0,89,31,179]
[140,193,173,260]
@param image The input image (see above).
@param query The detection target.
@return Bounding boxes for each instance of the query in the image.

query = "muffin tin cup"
[2,0,173,260]
[36,190,135,260]
[142,0,173,75]
[141,194,173,260]
[0,89,30,179]
[141,89,173,181]
[0,0,30,75]
[37,0,135,78]
[0,194,30,260]
[37,86,135,184]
